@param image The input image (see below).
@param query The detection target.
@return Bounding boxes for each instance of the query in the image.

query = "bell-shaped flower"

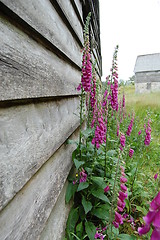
[151,227,160,240]
[138,224,150,236]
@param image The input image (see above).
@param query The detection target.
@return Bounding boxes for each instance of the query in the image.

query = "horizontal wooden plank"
[74,0,83,18]
[72,0,83,23]
[1,0,83,67]
[0,17,81,101]
[55,0,83,43]
[92,48,101,78]
[0,97,79,211]
[40,182,72,240]
[0,128,78,240]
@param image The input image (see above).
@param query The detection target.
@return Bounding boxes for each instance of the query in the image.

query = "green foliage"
[65,182,77,203]
[85,222,96,240]
[65,13,160,239]
[118,234,137,240]
[92,189,110,203]
[66,207,79,239]
[77,182,89,192]
[82,196,92,214]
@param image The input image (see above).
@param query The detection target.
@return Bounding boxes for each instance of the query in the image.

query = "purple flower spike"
[80,168,87,183]
[144,120,151,146]
[143,211,156,225]
[129,148,134,158]
[115,211,123,225]
[153,209,160,228]
[120,133,126,149]
[151,227,160,240]
[138,130,142,135]
[138,224,150,236]
[113,221,119,228]
[120,176,127,183]
[120,184,127,192]
[138,191,160,238]
[126,116,134,136]
[154,173,158,180]
[118,191,128,201]
[104,185,110,193]
[150,192,160,211]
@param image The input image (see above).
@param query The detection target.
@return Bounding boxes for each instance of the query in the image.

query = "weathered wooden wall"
[135,72,160,93]
[134,53,160,93]
[0,0,101,239]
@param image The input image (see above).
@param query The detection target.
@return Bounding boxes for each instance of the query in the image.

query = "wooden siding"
[0,0,101,239]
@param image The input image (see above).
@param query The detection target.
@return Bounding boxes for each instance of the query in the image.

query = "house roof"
[134,53,160,73]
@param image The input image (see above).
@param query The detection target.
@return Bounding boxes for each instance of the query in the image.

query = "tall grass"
[120,85,160,183]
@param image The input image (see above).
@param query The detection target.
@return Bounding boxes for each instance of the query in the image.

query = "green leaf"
[76,222,84,239]
[125,198,130,213]
[92,189,110,203]
[92,176,107,189]
[91,204,110,220]
[85,221,96,240]
[77,182,89,192]
[82,196,92,214]
[106,150,117,157]
[82,128,93,138]
[72,147,80,161]
[118,234,137,240]
[136,205,148,215]
[85,167,92,174]
[65,182,77,203]
[66,207,79,238]
[74,159,85,169]
[107,225,119,239]
[79,205,85,221]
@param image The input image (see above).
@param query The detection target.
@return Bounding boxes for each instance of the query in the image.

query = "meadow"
[123,85,160,178]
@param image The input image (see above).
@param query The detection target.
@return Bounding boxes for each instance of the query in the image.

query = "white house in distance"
[134,53,160,93]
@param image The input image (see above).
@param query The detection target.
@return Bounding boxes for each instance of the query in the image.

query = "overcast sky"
[99,0,160,81]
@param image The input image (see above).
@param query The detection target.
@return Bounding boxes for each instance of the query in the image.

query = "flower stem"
[131,160,139,193]
[110,152,120,238]
[104,105,110,178]
[79,87,84,161]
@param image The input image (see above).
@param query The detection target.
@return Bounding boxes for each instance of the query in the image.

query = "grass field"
[120,84,160,185]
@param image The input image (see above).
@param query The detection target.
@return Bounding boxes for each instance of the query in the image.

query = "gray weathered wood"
[0,17,81,101]
[55,0,83,43]
[0,97,79,211]
[1,0,83,66]
[0,129,78,240]
[135,72,160,83]
[40,182,72,240]
[73,0,83,20]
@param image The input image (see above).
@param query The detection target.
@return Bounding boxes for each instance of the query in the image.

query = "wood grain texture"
[55,0,83,43]
[1,0,83,66]
[71,0,83,23]
[0,17,81,101]
[0,97,79,211]
[40,182,72,240]
[0,129,78,240]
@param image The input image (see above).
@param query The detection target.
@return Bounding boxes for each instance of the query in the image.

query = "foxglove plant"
[126,115,134,136]
[129,148,134,158]
[113,165,128,228]
[77,12,92,160]
[92,102,106,149]
[138,191,160,239]
[120,133,126,151]
[79,13,92,93]
[144,119,152,146]
[110,46,119,112]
